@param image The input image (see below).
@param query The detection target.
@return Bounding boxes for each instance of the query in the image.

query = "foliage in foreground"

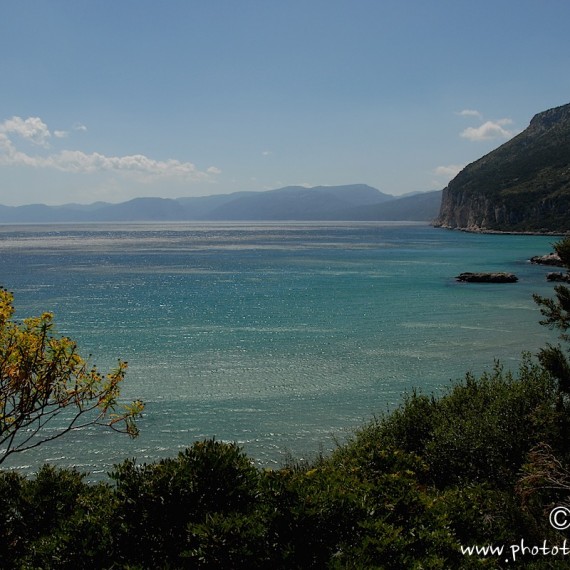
[0,288,144,465]
[2,358,570,569]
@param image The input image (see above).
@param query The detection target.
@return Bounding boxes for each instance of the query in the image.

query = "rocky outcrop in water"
[530,253,563,266]
[547,272,570,282]
[435,103,570,233]
[456,272,518,283]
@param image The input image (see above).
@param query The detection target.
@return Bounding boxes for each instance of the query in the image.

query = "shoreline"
[432,223,568,237]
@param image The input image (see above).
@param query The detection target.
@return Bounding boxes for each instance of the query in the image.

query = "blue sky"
[1,0,569,206]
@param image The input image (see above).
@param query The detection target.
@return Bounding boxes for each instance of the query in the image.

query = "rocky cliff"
[435,102,570,232]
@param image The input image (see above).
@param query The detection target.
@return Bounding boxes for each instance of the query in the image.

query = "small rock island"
[456,272,518,283]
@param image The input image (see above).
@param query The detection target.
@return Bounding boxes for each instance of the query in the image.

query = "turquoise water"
[0,222,560,476]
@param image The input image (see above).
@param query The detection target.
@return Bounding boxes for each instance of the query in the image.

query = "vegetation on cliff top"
[436,102,570,232]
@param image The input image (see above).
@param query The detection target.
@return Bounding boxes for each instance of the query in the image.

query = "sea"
[0,221,561,478]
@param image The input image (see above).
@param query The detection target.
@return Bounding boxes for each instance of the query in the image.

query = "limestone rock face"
[435,103,570,233]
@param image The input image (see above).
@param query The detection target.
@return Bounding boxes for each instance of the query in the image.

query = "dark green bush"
[259,463,368,568]
[350,357,568,489]
[0,470,26,566]
[0,465,117,569]
[440,484,531,546]
[111,438,260,568]
[184,511,270,569]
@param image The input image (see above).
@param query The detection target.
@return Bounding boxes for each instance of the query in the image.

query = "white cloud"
[434,164,464,179]
[0,116,220,182]
[37,150,213,181]
[73,122,87,132]
[54,130,69,138]
[456,109,483,119]
[0,116,51,147]
[460,119,515,141]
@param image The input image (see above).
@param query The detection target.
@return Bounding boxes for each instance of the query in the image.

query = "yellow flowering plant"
[0,288,143,465]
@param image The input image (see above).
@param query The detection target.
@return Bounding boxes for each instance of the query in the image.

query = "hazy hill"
[87,198,184,222]
[339,190,442,221]
[435,102,570,232]
[0,184,441,223]
[202,185,394,220]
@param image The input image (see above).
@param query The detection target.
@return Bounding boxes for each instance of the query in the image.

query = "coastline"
[432,222,568,237]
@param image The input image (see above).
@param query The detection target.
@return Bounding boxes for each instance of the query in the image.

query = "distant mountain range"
[435,102,570,232]
[0,185,442,223]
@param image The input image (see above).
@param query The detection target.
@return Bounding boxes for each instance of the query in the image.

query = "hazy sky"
[1,1,569,206]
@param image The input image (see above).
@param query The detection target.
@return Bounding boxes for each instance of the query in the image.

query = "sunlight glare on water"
[0,222,559,476]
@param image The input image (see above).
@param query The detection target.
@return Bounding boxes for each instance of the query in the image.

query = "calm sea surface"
[0,222,560,476]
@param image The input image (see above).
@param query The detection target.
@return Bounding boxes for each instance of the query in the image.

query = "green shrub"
[425,359,567,487]
[349,357,568,489]
[184,511,270,569]
[441,484,532,546]
[111,439,260,568]
[0,470,26,566]
[0,465,117,569]
[258,464,369,568]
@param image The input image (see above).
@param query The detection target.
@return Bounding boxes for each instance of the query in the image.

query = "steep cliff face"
[435,102,570,232]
